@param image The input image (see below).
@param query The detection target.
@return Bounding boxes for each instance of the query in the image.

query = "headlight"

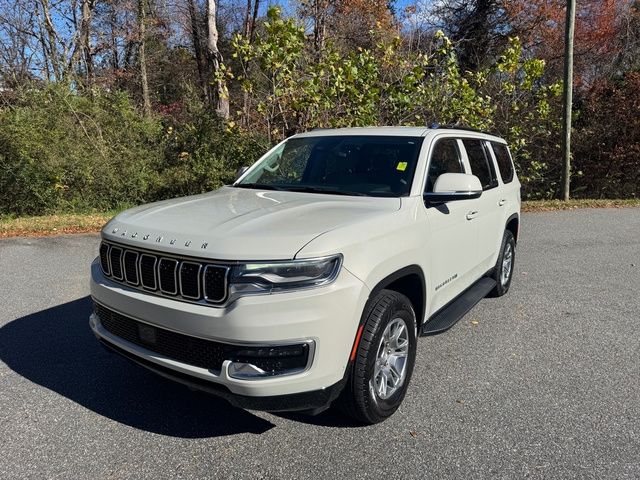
[229,255,342,295]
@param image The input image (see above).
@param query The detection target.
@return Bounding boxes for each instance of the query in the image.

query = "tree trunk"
[243,0,252,38]
[80,0,94,84]
[313,0,327,53]
[243,0,260,42]
[250,0,260,42]
[241,0,260,126]
[138,0,151,116]
[39,0,62,80]
[69,0,94,84]
[206,0,229,120]
[188,0,209,101]
[109,6,119,71]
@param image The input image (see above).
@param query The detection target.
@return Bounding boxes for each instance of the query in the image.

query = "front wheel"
[336,289,417,424]
[488,229,516,297]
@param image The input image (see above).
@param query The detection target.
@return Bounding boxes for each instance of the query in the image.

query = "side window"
[425,138,464,192]
[491,142,514,183]
[463,139,498,190]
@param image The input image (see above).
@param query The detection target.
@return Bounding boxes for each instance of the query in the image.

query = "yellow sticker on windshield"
[396,162,408,171]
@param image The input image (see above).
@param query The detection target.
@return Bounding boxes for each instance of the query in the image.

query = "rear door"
[461,138,504,274]
[489,141,521,221]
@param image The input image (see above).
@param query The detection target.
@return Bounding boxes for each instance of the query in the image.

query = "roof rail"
[429,123,495,136]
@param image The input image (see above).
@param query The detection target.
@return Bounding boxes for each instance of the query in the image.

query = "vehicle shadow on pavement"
[0,296,275,438]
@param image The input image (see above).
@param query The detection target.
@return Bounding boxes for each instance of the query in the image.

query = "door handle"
[466,210,479,220]
[498,199,507,206]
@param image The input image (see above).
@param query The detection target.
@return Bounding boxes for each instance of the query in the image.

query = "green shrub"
[0,85,164,215]
[0,85,269,215]
[154,93,269,199]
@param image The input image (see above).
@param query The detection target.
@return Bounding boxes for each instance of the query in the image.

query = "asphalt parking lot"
[1,208,639,479]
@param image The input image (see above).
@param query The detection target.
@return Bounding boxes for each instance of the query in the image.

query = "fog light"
[228,362,268,379]
[225,342,311,379]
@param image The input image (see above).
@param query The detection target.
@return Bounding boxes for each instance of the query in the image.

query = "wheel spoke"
[379,371,388,397]
[388,365,401,386]
[395,336,408,353]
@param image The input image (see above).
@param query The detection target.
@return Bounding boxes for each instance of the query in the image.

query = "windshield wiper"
[233,183,287,191]
[283,186,368,196]
[234,183,368,196]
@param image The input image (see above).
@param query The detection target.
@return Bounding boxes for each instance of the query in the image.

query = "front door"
[423,137,479,315]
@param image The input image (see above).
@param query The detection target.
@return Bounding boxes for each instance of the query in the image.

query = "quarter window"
[463,139,498,190]
[491,142,514,183]
[425,138,464,192]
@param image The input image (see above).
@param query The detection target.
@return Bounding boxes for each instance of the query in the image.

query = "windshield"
[235,135,424,197]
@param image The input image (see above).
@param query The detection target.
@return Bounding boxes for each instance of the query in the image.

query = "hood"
[102,186,401,260]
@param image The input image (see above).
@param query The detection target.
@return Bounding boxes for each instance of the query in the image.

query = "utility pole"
[562,0,576,201]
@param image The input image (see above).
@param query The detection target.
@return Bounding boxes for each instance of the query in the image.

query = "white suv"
[89,126,520,424]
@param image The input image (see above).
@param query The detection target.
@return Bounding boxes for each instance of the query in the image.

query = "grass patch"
[0,212,115,238]
[1,199,638,238]
[522,198,640,212]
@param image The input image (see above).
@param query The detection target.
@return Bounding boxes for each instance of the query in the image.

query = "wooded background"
[1,0,638,215]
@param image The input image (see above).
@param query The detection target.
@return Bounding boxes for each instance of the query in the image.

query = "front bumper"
[89,258,368,408]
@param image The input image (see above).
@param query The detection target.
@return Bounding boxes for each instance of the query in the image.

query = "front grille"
[95,302,225,370]
[99,241,229,304]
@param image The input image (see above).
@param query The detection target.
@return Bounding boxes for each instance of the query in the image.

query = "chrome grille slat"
[98,241,229,305]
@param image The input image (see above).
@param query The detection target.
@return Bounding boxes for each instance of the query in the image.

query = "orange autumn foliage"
[506,0,626,85]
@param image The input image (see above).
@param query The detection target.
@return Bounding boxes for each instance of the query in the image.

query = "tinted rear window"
[462,139,497,190]
[491,142,514,183]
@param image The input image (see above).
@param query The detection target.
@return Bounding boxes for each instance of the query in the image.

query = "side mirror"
[235,166,249,181]
[423,173,482,205]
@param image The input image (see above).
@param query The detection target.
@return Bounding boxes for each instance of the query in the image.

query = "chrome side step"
[420,277,496,336]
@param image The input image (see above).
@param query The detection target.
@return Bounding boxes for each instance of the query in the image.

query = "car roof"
[292,126,506,143]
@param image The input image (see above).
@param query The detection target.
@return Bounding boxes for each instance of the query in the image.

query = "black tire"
[336,289,417,424]
[488,229,516,297]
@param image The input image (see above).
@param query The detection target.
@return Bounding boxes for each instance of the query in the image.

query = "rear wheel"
[336,289,417,424]
[488,229,516,297]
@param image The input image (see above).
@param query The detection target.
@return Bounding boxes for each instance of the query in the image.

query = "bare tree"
[37,0,63,80]
[138,0,151,115]
[187,0,209,100]
[206,0,229,119]
[242,0,260,42]
[430,0,510,71]
[68,0,95,84]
